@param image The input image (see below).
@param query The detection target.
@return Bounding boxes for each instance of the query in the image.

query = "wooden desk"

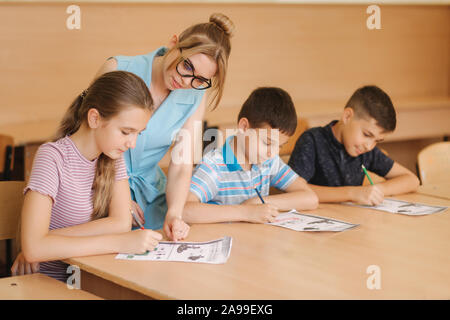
[417,183,450,200]
[65,193,450,300]
[0,273,102,300]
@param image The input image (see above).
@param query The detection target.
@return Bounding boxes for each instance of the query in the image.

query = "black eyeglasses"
[175,52,212,90]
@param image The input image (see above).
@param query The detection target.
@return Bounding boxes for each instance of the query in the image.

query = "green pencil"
[361,164,374,185]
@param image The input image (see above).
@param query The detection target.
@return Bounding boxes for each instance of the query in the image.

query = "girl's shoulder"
[35,136,76,166]
[37,138,66,159]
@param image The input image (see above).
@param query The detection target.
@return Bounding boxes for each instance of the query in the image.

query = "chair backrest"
[279,118,309,163]
[0,181,25,241]
[0,134,14,179]
[417,141,450,185]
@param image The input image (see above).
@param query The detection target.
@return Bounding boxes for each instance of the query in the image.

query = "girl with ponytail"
[95,13,235,241]
[12,71,163,282]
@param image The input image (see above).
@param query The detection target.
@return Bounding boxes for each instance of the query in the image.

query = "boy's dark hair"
[345,85,396,132]
[237,87,297,136]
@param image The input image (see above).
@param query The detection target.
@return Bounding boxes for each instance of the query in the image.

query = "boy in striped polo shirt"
[183,87,318,224]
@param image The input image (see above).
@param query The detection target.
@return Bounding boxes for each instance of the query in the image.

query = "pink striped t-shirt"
[24,136,128,282]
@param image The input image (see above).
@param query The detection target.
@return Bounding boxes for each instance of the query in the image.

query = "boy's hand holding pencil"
[351,185,384,206]
[241,192,280,223]
[244,203,280,223]
[242,193,280,223]
[350,165,384,206]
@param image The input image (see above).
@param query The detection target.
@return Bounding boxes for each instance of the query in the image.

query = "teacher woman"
[94,13,234,241]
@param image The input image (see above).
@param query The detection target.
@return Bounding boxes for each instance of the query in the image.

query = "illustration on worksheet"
[342,198,447,215]
[116,236,232,264]
[267,210,358,232]
[177,244,201,253]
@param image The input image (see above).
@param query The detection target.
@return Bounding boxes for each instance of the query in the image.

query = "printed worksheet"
[115,236,232,264]
[267,209,358,232]
[342,198,448,216]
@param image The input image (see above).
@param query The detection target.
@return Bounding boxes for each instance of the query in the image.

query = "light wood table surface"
[65,193,450,300]
[0,273,102,300]
[417,183,450,200]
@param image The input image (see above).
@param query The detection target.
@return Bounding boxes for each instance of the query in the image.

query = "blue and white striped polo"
[190,136,298,205]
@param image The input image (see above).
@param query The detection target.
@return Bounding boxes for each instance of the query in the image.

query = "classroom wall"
[0,2,449,130]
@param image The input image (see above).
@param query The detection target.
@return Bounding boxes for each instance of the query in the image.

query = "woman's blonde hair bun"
[209,13,235,38]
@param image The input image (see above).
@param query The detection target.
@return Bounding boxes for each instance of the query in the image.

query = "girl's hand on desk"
[245,204,280,224]
[11,252,40,276]
[351,185,384,206]
[131,200,145,228]
[120,229,163,254]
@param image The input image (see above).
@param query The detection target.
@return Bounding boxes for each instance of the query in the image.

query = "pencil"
[254,188,265,204]
[361,164,374,185]
[130,208,145,230]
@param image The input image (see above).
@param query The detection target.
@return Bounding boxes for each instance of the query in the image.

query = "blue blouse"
[115,47,205,229]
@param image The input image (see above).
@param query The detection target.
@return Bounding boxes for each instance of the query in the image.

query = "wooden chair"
[417,141,450,185]
[0,181,101,299]
[0,181,23,277]
[0,181,24,243]
[0,134,14,181]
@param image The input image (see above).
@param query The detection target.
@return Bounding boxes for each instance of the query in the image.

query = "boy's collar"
[222,136,242,172]
[222,135,272,172]
[326,120,345,149]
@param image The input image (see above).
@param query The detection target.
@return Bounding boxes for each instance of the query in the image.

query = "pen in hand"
[361,164,374,185]
[130,208,145,230]
[254,188,265,204]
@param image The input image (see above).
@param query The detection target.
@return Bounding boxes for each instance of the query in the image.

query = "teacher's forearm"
[166,162,193,217]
